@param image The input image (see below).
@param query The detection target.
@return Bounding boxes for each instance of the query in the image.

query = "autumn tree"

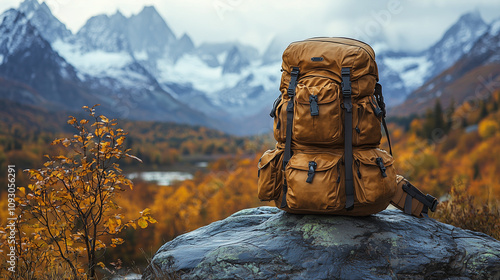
[8,105,156,279]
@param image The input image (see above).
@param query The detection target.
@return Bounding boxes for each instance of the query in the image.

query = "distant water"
[111,273,141,280]
[127,171,193,186]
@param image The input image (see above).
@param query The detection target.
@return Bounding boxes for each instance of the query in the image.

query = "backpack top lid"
[280,37,379,88]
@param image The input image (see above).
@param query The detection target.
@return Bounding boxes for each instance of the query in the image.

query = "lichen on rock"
[143,207,500,280]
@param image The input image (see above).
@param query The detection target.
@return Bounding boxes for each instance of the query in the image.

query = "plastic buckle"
[426,195,438,212]
[341,68,352,97]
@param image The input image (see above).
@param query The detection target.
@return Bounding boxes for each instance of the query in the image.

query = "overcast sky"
[1,0,500,53]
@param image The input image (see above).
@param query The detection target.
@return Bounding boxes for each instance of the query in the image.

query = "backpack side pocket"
[353,148,397,205]
[257,148,284,201]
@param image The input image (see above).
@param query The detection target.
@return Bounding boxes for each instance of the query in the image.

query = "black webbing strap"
[280,67,300,208]
[402,182,438,216]
[382,118,393,156]
[374,83,393,156]
[342,67,354,210]
[403,190,413,215]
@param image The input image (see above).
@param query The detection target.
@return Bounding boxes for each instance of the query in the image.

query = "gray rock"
[142,207,500,280]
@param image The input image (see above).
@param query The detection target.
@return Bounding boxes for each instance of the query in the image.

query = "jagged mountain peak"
[488,17,500,36]
[75,11,132,53]
[177,33,194,51]
[110,10,126,21]
[422,10,488,82]
[131,5,174,38]
[222,46,250,74]
[457,10,483,23]
[431,11,487,51]
[138,5,161,17]
[127,5,176,56]
[179,33,194,45]
[17,0,71,42]
[18,0,40,15]
[0,9,43,55]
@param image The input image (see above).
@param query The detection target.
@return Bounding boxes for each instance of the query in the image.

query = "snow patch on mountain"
[157,54,238,95]
[383,55,432,90]
[490,19,500,36]
[53,40,132,76]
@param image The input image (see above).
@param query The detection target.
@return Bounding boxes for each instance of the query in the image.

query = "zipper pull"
[306,161,317,183]
[337,163,341,183]
[309,95,319,116]
[376,157,387,177]
[355,160,362,178]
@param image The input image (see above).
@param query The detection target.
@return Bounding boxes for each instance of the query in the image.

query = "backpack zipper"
[337,163,341,183]
[376,157,387,177]
[355,160,362,179]
[306,161,317,183]
[309,95,319,116]
[355,105,363,134]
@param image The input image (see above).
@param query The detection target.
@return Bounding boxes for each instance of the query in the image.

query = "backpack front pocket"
[292,81,342,145]
[353,148,396,205]
[257,148,284,201]
[285,152,344,211]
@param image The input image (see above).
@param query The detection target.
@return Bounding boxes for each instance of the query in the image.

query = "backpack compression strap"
[280,66,300,208]
[374,83,393,156]
[402,181,438,217]
[342,67,354,210]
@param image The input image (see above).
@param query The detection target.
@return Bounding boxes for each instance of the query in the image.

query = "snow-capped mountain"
[427,11,489,75]
[0,1,214,128]
[390,17,500,117]
[376,11,489,107]
[18,0,70,42]
[0,8,84,106]
[1,0,498,135]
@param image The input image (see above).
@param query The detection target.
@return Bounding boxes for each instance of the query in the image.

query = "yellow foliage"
[0,105,151,279]
[137,217,148,229]
[478,119,499,139]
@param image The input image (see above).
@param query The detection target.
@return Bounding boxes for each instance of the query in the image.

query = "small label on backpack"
[311,57,324,62]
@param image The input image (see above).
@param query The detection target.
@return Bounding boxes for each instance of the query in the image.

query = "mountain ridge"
[1,0,499,134]
[391,16,500,117]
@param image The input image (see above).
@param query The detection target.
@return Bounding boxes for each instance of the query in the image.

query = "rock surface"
[142,207,500,280]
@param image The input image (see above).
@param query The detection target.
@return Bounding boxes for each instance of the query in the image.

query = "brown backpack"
[258,37,438,217]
